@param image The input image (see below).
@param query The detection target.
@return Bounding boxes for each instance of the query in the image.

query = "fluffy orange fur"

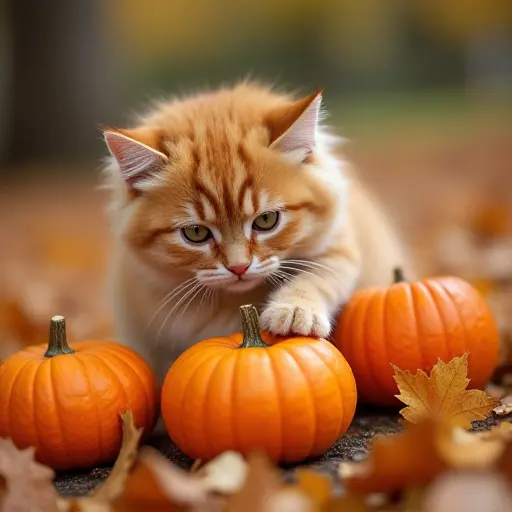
[103,82,414,383]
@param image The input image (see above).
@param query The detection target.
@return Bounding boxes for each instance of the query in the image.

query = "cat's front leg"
[260,247,361,338]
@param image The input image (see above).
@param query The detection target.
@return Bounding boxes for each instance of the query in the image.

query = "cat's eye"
[252,211,279,231]
[181,225,212,244]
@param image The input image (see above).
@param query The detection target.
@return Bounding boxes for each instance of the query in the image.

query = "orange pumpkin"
[332,268,500,406]
[0,315,159,470]
[161,305,357,463]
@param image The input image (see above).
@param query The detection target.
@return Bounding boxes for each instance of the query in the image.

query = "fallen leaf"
[423,470,512,512]
[342,420,448,495]
[227,452,283,512]
[471,203,510,239]
[436,425,506,469]
[497,439,512,485]
[338,460,372,481]
[341,418,512,498]
[322,494,368,512]
[112,447,220,511]
[493,395,512,416]
[58,497,111,512]
[477,421,512,442]
[190,459,203,473]
[293,469,332,508]
[0,438,59,512]
[264,488,314,512]
[400,486,427,512]
[92,410,143,502]
[393,353,500,428]
[485,382,507,399]
[200,451,248,495]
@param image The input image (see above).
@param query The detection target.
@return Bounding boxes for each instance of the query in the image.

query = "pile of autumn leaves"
[1,354,511,512]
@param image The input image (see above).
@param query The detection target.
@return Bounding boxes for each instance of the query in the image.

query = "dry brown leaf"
[423,470,512,512]
[322,494,368,512]
[0,438,59,512]
[112,447,220,511]
[485,382,507,399]
[226,452,283,512]
[92,410,143,502]
[471,203,510,239]
[477,421,512,442]
[436,425,506,469]
[497,439,512,485]
[393,353,499,428]
[342,420,448,495]
[293,469,332,509]
[199,451,248,495]
[264,488,314,512]
[190,459,203,473]
[57,497,111,512]
[341,418,512,498]
[493,395,512,416]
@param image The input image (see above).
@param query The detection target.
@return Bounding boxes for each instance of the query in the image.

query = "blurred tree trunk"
[4,0,122,171]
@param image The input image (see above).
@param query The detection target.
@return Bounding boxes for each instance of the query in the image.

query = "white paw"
[260,298,331,338]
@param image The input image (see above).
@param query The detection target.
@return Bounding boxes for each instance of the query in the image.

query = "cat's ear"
[103,127,168,187]
[266,89,323,161]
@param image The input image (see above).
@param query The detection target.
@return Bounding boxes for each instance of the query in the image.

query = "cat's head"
[103,84,347,293]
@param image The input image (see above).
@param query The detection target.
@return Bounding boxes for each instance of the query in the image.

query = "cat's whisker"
[198,284,212,310]
[265,275,279,288]
[270,275,285,287]
[283,260,338,278]
[251,266,280,276]
[272,270,294,283]
[279,265,318,278]
[173,284,207,327]
[156,282,203,343]
[257,257,280,270]
[146,277,198,332]
[279,264,338,283]
[164,284,208,354]
[200,275,237,284]
[203,287,212,306]
[284,259,337,273]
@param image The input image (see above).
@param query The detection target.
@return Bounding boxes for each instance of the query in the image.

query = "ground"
[53,406,502,497]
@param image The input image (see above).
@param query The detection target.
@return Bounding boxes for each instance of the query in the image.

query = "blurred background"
[0,0,511,366]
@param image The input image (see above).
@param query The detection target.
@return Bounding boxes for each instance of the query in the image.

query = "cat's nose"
[227,264,250,276]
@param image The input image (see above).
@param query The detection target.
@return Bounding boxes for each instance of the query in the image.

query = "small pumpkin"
[161,305,357,463]
[0,316,159,470]
[332,268,500,406]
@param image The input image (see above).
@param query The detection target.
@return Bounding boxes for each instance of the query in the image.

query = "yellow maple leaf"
[392,353,500,428]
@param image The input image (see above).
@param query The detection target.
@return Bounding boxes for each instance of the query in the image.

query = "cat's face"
[104,85,343,293]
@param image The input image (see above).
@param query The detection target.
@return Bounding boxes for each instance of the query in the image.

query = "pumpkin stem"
[393,267,406,283]
[44,315,75,357]
[238,305,268,349]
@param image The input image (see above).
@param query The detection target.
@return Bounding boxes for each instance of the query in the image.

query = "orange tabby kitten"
[103,82,413,383]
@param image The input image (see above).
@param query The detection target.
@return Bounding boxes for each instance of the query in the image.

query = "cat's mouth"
[196,257,280,293]
[221,275,263,293]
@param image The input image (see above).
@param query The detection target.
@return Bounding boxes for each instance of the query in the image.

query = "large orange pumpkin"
[162,305,357,463]
[332,268,500,406]
[0,315,159,470]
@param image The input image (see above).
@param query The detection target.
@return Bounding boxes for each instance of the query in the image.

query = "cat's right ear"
[103,128,168,188]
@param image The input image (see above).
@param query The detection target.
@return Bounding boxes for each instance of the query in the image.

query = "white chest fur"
[112,259,269,383]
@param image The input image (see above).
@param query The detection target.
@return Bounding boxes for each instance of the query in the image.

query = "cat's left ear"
[266,89,323,162]
[103,127,168,188]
